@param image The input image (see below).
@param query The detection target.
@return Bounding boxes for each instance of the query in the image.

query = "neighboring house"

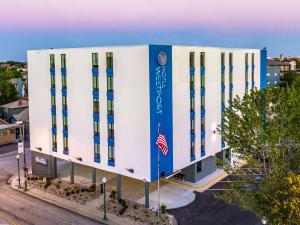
[0,63,11,69]
[0,119,17,145]
[12,107,29,129]
[267,65,281,87]
[267,59,292,78]
[0,99,29,123]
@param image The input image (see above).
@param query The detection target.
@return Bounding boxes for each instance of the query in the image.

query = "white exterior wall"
[172,46,261,171]
[28,45,261,182]
[28,46,152,181]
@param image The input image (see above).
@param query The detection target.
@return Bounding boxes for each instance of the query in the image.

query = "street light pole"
[17,121,27,191]
[102,177,108,221]
[16,154,20,189]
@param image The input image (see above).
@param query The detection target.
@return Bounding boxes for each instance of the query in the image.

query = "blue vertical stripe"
[260,48,267,89]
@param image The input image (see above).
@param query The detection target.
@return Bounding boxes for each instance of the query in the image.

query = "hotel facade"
[28,45,267,184]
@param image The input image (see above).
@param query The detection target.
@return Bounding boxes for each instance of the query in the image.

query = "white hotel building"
[28,45,267,199]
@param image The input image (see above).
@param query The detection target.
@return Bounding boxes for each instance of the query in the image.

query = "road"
[0,150,102,225]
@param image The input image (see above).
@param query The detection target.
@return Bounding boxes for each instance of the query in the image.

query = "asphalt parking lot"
[168,174,262,225]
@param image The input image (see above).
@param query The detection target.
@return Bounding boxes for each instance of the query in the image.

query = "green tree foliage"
[281,71,298,87]
[216,87,300,225]
[0,70,18,105]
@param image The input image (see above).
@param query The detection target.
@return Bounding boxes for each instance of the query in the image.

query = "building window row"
[61,54,69,155]
[92,53,100,163]
[251,53,255,89]
[221,53,225,149]
[106,52,115,166]
[200,52,206,157]
[189,52,195,161]
[229,53,233,107]
[245,53,249,94]
[50,54,57,152]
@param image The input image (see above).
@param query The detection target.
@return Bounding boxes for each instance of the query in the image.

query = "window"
[63,116,68,130]
[50,54,55,68]
[61,54,66,68]
[51,95,56,107]
[93,99,99,114]
[94,120,99,136]
[63,137,68,149]
[94,143,100,158]
[52,115,56,127]
[106,52,113,69]
[251,53,255,88]
[190,141,195,158]
[196,161,202,173]
[221,53,225,148]
[229,53,233,105]
[62,96,67,109]
[93,76,98,91]
[108,123,114,138]
[51,75,55,88]
[107,76,113,92]
[62,76,67,89]
[10,129,15,134]
[92,53,98,68]
[107,100,113,115]
[267,73,270,77]
[108,146,114,162]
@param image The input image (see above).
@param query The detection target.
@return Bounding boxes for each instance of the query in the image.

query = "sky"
[0,0,300,61]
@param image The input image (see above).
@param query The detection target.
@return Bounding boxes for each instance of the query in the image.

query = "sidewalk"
[9,175,139,225]
[161,169,227,192]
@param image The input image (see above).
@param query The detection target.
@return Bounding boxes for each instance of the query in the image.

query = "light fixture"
[75,157,82,161]
[35,147,42,151]
[102,177,107,184]
[126,168,134,173]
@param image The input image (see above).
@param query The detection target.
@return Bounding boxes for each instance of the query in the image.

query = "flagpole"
[157,123,160,218]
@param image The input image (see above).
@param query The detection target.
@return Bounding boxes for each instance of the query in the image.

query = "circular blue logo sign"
[157,51,167,66]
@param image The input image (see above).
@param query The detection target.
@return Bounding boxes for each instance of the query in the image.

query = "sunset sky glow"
[1,0,300,61]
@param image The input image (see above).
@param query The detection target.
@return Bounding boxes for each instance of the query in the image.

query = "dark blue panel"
[63,129,68,137]
[229,65,233,73]
[61,68,66,76]
[190,111,195,120]
[93,113,99,122]
[62,109,68,117]
[229,84,233,91]
[246,81,249,90]
[190,89,195,98]
[201,66,205,74]
[94,135,100,144]
[190,155,195,161]
[149,45,173,181]
[106,68,113,76]
[51,107,56,115]
[52,147,57,152]
[62,88,67,96]
[108,160,115,167]
[246,65,249,72]
[93,91,99,100]
[94,157,101,163]
[201,130,205,139]
[252,65,255,71]
[50,68,55,75]
[108,138,114,147]
[107,114,114,123]
[201,151,206,157]
[221,66,225,74]
[191,133,195,142]
[221,85,225,93]
[252,81,255,89]
[51,88,56,96]
[201,87,205,96]
[51,127,57,134]
[92,68,99,76]
[107,91,113,100]
[201,109,205,117]
[63,148,69,155]
[260,48,267,89]
[221,104,225,112]
[221,142,225,148]
[190,67,195,74]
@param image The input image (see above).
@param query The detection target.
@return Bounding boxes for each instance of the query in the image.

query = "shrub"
[70,190,75,195]
[89,183,96,192]
[133,203,138,209]
[160,203,167,214]
[65,191,70,196]
[76,189,80,194]
[110,190,116,199]
[119,208,126,215]
[55,184,60,189]
[44,179,51,189]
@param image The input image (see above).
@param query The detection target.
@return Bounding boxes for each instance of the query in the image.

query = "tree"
[216,87,300,225]
[0,71,18,105]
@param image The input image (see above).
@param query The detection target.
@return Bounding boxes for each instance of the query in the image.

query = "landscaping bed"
[100,191,175,225]
[27,175,100,205]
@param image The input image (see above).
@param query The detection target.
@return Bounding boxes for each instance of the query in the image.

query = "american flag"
[156,133,168,155]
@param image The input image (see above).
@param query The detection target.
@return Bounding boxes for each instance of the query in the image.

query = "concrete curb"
[9,175,139,225]
[0,150,18,159]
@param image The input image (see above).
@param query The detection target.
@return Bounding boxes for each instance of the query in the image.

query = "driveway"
[168,179,262,225]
